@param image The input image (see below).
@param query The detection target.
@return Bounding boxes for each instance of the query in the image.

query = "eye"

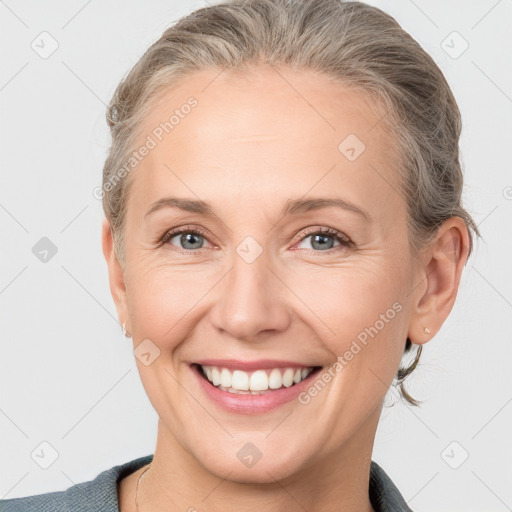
[158,225,352,254]
[159,227,214,253]
[294,226,352,253]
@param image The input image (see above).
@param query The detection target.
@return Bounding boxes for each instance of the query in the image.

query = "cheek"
[125,262,218,343]
[291,264,407,373]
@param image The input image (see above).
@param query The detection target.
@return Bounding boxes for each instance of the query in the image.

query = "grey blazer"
[0,454,413,511]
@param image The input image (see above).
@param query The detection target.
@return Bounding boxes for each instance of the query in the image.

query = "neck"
[136,409,380,512]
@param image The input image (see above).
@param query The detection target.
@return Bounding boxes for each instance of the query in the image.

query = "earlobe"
[101,218,129,326]
[408,217,471,344]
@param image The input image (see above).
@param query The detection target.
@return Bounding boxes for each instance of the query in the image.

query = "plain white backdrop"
[0,1,511,510]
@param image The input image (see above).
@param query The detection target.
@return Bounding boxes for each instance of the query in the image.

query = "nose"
[209,248,291,343]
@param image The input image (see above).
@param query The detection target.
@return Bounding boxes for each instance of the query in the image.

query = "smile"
[199,365,316,394]
[190,361,323,414]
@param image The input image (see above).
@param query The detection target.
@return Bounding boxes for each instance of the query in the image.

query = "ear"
[101,217,129,332]
[408,217,471,344]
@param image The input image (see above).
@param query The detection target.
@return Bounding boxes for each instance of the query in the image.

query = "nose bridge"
[210,240,290,340]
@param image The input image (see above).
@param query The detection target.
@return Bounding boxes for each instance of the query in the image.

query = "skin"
[102,63,470,512]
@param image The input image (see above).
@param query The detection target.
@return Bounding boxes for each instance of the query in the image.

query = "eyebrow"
[145,196,371,222]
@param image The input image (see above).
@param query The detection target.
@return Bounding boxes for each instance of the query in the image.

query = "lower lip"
[190,364,322,414]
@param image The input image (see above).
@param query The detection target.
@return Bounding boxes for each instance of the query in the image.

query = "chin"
[186,433,312,485]
[202,455,304,485]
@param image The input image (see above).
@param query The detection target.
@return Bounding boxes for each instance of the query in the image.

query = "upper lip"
[192,359,320,371]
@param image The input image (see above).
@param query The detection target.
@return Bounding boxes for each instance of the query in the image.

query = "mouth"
[192,363,322,394]
[189,362,323,414]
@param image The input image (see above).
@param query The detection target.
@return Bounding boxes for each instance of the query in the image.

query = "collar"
[61,454,413,512]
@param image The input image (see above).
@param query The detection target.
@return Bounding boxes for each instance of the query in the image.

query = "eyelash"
[157,225,353,255]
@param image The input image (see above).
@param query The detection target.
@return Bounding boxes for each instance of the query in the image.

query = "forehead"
[127,65,404,224]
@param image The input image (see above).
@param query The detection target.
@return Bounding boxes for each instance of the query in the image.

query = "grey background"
[1,0,511,510]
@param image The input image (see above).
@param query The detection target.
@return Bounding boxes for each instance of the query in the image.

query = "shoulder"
[369,460,414,512]
[0,487,68,512]
[0,454,154,512]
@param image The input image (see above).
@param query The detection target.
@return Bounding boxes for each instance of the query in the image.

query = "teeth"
[282,368,294,387]
[250,370,269,391]
[231,370,249,390]
[268,368,282,389]
[200,365,315,392]
[211,367,221,386]
[220,368,232,388]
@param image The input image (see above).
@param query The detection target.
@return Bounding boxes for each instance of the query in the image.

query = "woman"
[1,0,480,511]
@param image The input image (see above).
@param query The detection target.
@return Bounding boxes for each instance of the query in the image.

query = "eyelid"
[294,225,351,243]
[290,225,352,252]
[158,225,352,253]
[158,225,216,250]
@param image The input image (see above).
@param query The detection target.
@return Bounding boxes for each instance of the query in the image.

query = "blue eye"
[295,227,351,252]
[158,226,352,254]
[161,228,211,252]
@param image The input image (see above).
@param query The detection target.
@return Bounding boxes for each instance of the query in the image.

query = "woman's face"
[105,65,426,482]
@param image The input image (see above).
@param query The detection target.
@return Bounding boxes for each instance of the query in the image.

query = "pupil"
[312,234,333,250]
[182,233,203,249]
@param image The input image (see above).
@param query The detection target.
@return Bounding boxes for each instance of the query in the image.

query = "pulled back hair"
[102,0,481,405]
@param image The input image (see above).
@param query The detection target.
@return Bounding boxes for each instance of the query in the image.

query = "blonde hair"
[102,0,481,405]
